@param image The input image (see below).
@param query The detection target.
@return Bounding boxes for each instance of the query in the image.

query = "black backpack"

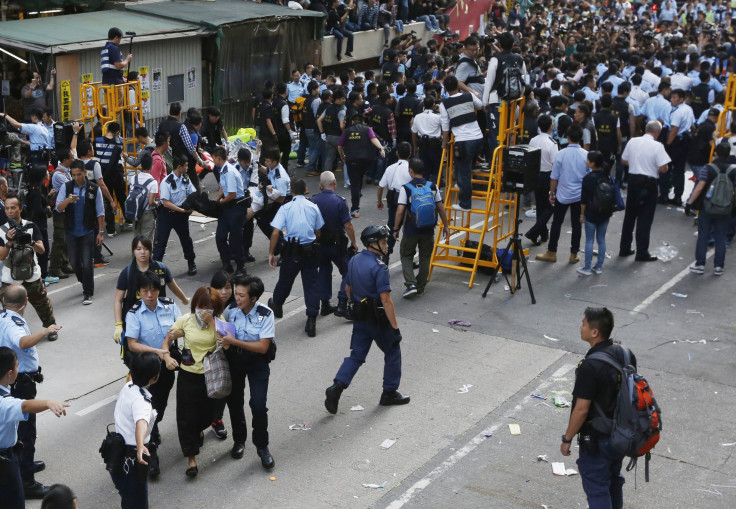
[589,173,616,217]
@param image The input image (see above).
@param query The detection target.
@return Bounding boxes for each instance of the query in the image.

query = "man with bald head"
[311,171,358,318]
[619,121,672,262]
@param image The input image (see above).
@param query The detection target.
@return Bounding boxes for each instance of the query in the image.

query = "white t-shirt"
[114,382,156,446]
[379,159,411,192]
[411,111,442,138]
[621,134,671,179]
[83,159,103,181]
[128,172,158,210]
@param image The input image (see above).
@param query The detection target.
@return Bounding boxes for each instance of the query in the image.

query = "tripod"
[482,191,536,304]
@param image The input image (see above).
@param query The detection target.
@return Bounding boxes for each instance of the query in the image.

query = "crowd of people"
[2,1,736,507]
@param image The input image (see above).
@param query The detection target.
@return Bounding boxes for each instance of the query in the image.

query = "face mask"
[195,309,213,328]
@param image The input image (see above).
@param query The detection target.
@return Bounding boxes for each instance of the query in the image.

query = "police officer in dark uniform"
[259,89,278,166]
[153,155,197,274]
[324,225,409,414]
[218,274,275,468]
[380,50,401,83]
[395,80,423,145]
[690,71,713,121]
[311,171,359,318]
[339,114,386,216]
[0,284,62,499]
[124,270,182,477]
[212,146,250,274]
[317,89,346,175]
[156,102,204,190]
[594,96,622,170]
[273,83,296,172]
[267,179,324,337]
[561,307,637,509]
[368,92,396,183]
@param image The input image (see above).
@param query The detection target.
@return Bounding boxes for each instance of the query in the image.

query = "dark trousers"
[277,132,291,172]
[387,204,398,254]
[399,233,434,291]
[272,252,320,317]
[198,163,220,186]
[49,211,69,274]
[176,369,213,457]
[243,209,275,255]
[186,156,202,190]
[216,204,248,266]
[225,352,270,447]
[620,175,658,256]
[317,244,349,301]
[526,172,553,239]
[38,228,49,279]
[346,160,368,211]
[110,454,148,509]
[547,200,582,253]
[66,232,95,296]
[418,143,443,184]
[103,170,127,232]
[660,139,688,202]
[297,126,308,165]
[576,437,625,509]
[334,320,402,392]
[153,209,195,262]
[147,364,176,443]
[0,447,24,509]
[0,279,55,328]
[10,378,36,483]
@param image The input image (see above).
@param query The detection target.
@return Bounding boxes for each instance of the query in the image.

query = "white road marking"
[46,272,112,296]
[76,394,118,416]
[194,232,217,244]
[384,362,574,509]
[630,250,714,315]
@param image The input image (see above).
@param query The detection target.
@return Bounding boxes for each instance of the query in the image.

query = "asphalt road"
[20,169,736,508]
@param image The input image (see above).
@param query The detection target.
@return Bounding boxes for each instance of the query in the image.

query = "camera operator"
[0,196,58,342]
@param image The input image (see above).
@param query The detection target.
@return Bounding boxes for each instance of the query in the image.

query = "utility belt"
[386,188,400,209]
[417,135,442,150]
[320,230,348,249]
[17,368,44,384]
[0,442,21,479]
[351,297,391,327]
[223,193,252,209]
[629,173,658,188]
[229,340,277,363]
[282,239,318,258]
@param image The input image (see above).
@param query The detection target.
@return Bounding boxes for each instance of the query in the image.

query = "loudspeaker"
[502,144,541,193]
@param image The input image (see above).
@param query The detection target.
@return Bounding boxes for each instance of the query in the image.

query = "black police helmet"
[360,224,391,247]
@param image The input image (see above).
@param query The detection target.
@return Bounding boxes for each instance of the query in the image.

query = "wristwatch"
[561,434,572,444]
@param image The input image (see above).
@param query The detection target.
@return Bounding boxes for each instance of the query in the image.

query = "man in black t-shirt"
[561,307,635,509]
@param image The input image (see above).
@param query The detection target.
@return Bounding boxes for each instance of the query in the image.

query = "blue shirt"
[346,250,391,301]
[268,164,291,197]
[691,76,725,93]
[51,164,72,193]
[551,143,589,204]
[160,173,196,206]
[43,122,55,149]
[0,310,38,372]
[311,189,350,233]
[604,75,625,97]
[235,161,258,188]
[21,122,52,151]
[625,96,642,117]
[697,103,722,125]
[219,162,245,199]
[125,298,182,349]
[287,82,305,103]
[101,41,124,85]
[0,385,27,448]
[229,302,275,343]
[641,95,672,127]
[581,86,600,104]
[271,195,324,243]
[670,103,696,136]
[55,181,104,236]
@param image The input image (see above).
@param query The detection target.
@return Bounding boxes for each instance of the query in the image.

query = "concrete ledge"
[321,21,435,67]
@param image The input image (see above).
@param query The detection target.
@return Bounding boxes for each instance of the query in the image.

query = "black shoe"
[345,52,353,57]
[379,390,411,406]
[23,480,50,499]
[619,249,635,257]
[539,230,549,243]
[33,460,45,473]
[336,54,342,61]
[620,182,627,190]
[669,198,682,207]
[257,446,275,469]
[268,298,283,318]
[61,265,75,274]
[244,252,256,263]
[231,442,245,459]
[222,260,234,273]
[657,196,669,205]
[186,465,199,478]
[47,332,58,342]
[325,381,346,414]
[187,261,197,276]
[635,254,658,262]
[305,316,316,337]
[320,300,336,316]
[212,420,228,440]
[334,298,349,318]
[148,452,160,477]
[524,231,540,245]
[235,264,247,275]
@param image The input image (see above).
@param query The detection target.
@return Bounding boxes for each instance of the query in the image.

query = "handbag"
[203,347,232,399]
[611,175,626,212]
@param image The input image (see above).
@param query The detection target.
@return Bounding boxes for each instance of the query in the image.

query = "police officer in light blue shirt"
[287,70,305,103]
[212,147,249,274]
[662,89,696,205]
[267,178,324,337]
[641,84,673,135]
[124,270,182,477]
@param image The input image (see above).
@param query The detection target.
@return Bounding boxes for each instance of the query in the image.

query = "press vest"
[303,95,319,130]
[157,117,187,159]
[381,62,400,83]
[690,83,711,119]
[458,55,485,85]
[272,96,289,134]
[611,97,631,138]
[443,92,477,129]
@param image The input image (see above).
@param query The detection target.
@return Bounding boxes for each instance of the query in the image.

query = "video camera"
[9,220,33,245]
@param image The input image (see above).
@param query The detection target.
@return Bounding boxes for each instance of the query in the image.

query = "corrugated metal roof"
[0,10,201,49]
[126,0,324,26]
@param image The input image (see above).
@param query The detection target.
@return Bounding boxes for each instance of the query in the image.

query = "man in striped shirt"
[100,28,132,86]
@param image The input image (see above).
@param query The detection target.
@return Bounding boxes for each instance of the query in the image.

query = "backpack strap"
[585,345,630,433]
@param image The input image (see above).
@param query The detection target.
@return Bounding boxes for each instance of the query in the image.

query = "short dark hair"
[397,141,412,159]
[498,32,514,50]
[291,178,307,196]
[140,153,153,171]
[463,35,479,48]
[134,127,148,138]
[137,270,161,292]
[211,146,227,160]
[210,270,232,291]
[584,307,614,340]
[715,141,731,158]
[233,274,265,300]
[566,123,583,143]
[0,346,16,379]
[131,235,153,257]
[537,114,553,133]
[77,138,93,157]
[41,483,76,509]
[409,157,425,175]
[130,351,161,388]
[69,159,86,174]
[263,148,280,162]
[155,131,170,147]
[172,155,187,169]
[169,102,182,116]
[600,95,613,108]
[237,148,252,164]
[444,76,459,93]
[30,108,43,121]
[108,27,123,40]
[106,122,121,135]
[57,146,73,162]
[275,82,287,95]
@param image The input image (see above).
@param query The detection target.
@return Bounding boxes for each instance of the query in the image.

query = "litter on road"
[289,423,311,431]
[508,424,521,435]
[672,293,688,298]
[448,319,471,327]
[457,384,473,393]
[380,439,397,449]
[553,396,570,408]
[432,329,439,333]
[543,335,561,342]
[530,393,546,400]
[362,483,385,489]
[350,405,365,411]
[552,462,579,476]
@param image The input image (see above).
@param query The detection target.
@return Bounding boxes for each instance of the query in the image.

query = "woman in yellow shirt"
[168,286,224,477]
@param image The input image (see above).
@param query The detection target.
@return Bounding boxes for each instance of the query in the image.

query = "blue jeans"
[455,138,483,209]
[416,14,439,30]
[346,21,360,32]
[330,27,354,55]
[66,232,95,296]
[398,0,409,21]
[335,320,402,392]
[305,128,324,173]
[486,104,500,157]
[576,437,625,509]
[696,210,730,268]
[584,219,609,270]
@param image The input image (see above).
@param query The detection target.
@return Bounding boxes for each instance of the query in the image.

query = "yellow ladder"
[711,73,736,160]
[428,97,526,288]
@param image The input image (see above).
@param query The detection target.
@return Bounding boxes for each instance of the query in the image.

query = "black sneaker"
[211,420,228,440]
[222,260,234,273]
[244,252,256,263]
[23,480,50,499]
[320,300,336,316]
[257,446,275,469]
[187,261,198,276]
[268,298,283,318]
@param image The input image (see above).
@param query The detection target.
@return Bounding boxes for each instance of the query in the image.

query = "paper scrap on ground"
[722,442,736,446]
[432,329,439,333]
[362,483,384,489]
[289,423,311,431]
[457,384,473,393]
[552,462,566,476]
[537,455,549,462]
[351,405,364,411]
[380,439,397,449]
[448,319,471,327]
[508,423,521,435]
[543,335,561,342]
[672,293,688,298]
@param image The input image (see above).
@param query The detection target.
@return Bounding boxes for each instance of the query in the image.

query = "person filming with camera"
[0,196,59,342]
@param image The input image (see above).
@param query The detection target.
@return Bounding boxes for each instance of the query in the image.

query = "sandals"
[186,465,198,478]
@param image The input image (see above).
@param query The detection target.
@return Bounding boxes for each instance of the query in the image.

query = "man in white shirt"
[378,142,412,254]
[411,96,443,183]
[127,153,159,242]
[524,115,559,245]
[619,121,671,262]
[669,62,694,91]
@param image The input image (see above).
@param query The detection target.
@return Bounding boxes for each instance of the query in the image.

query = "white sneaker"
[576,267,592,276]
[714,266,724,276]
[452,204,472,212]
[689,263,705,274]
[403,285,418,298]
